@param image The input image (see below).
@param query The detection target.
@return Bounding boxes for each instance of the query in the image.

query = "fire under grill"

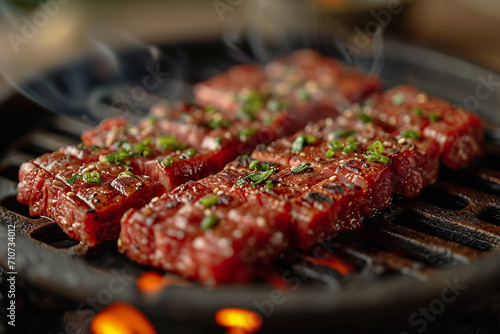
[2,40,500,333]
[2,112,500,333]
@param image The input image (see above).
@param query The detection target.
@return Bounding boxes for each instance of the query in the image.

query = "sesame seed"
[398,138,406,145]
[383,141,392,147]
[117,238,123,248]
[256,217,266,227]
[299,152,306,157]
[66,191,75,197]
[204,208,212,216]
[329,175,338,181]
[53,180,64,187]
[213,188,219,194]
[416,93,428,103]
[151,197,159,203]
[325,117,333,126]
[216,190,224,196]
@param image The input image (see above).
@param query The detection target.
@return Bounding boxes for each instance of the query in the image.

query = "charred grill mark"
[323,184,344,194]
[306,192,334,203]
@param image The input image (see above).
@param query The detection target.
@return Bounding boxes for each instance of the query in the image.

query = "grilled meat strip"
[17,146,165,246]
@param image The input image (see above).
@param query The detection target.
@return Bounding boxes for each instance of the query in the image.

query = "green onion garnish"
[245,169,274,186]
[359,108,373,123]
[82,171,101,185]
[364,152,389,164]
[332,129,356,139]
[200,195,218,207]
[264,180,274,191]
[392,93,405,106]
[400,129,421,139]
[414,107,422,117]
[66,174,82,185]
[298,89,312,102]
[118,171,134,178]
[249,160,270,171]
[158,136,178,150]
[428,112,439,122]
[161,156,174,167]
[266,100,289,111]
[239,127,258,140]
[325,150,335,159]
[291,162,312,174]
[291,134,317,154]
[201,215,219,229]
[207,118,232,129]
[343,144,358,154]
[184,148,196,157]
[368,140,384,154]
[329,140,344,151]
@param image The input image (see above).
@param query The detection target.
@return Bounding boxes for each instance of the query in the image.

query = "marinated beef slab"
[17,146,165,246]
[81,117,225,191]
[362,85,484,169]
[119,181,290,283]
[201,161,364,249]
[194,49,382,132]
[140,100,289,163]
[252,113,440,199]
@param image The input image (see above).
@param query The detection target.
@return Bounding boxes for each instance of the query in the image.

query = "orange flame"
[215,308,262,334]
[91,302,157,334]
[304,255,355,274]
[137,271,170,294]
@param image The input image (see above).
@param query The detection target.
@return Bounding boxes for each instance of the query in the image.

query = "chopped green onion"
[161,156,174,167]
[346,136,358,145]
[400,129,421,139]
[428,112,439,122]
[329,140,344,151]
[291,134,317,154]
[332,129,356,139]
[413,107,422,117]
[249,160,270,171]
[204,105,217,113]
[158,136,178,150]
[246,169,274,186]
[264,116,275,126]
[184,148,197,157]
[291,162,312,174]
[266,100,289,111]
[200,195,218,207]
[264,180,274,191]
[133,140,151,157]
[236,108,256,121]
[78,143,87,150]
[392,93,405,106]
[325,150,335,159]
[115,138,129,148]
[359,108,373,123]
[343,143,358,154]
[239,127,257,140]
[368,140,384,154]
[118,171,134,178]
[82,171,101,185]
[91,145,100,151]
[237,91,265,112]
[364,152,389,164]
[207,118,232,129]
[201,215,219,229]
[214,137,222,147]
[298,89,312,102]
[236,178,245,186]
[148,115,157,125]
[66,174,82,185]
[106,149,131,164]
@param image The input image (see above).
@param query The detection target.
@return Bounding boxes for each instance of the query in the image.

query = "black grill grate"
[1,113,500,287]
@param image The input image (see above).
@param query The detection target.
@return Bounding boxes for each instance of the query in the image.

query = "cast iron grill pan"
[1,40,500,333]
